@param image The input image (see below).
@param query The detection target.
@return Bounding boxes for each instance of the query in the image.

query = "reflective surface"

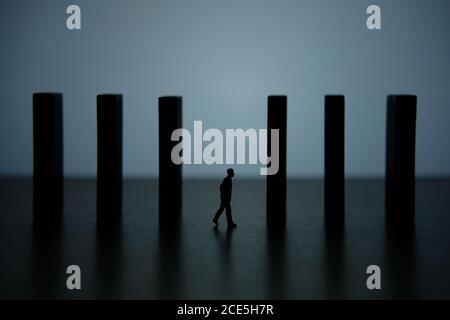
[0,178,449,299]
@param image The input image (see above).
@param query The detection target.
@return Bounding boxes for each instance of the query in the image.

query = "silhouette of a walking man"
[212,168,237,228]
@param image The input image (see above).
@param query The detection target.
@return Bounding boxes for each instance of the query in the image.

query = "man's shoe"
[228,222,237,228]
[212,219,218,225]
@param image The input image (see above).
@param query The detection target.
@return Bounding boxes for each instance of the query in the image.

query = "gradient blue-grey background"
[1,0,449,177]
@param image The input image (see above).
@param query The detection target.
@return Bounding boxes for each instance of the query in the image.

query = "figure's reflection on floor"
[31,218,64,299]
[265,225,287,299]
[95,220,123,299]
[5,178,449,299]
[157,214,183,299]
[323,219,346,299]
[213,225,236,295]
[385,214,417,298]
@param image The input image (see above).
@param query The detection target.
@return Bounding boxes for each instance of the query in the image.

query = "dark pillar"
[267,95,287,226]
[97,94,123,222]
[33,93,63,220]
[385,95,417,222]
[324,95,345,223]
[158,96,182,224]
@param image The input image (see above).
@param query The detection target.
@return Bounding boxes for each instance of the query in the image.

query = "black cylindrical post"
[385,95,417,221]
[33,93,64,220]
[97,94,123,222]
[158,96,182,224]
[267,95,287,226]
[324,95,345,223]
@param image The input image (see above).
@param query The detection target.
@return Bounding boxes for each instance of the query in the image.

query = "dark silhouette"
[33,93,64,220]
[324,95,345,222]
[213,225,236,295]
[266,226,287,298]
[97,94,123,222]
[96,223,124,298]
[267,95,287,226]
[323,221,346,298]
[385,95,417,221]
[213,168,237,227]
[158,222,183,298]
[159,96,182,224]
[31,220,63,298]
[385,216,417,298]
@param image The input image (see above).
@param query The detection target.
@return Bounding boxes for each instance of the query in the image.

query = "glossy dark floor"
[1,178,450,299]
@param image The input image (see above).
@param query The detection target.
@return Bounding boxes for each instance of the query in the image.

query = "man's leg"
[225,202,236,226]
[213,202,225,224]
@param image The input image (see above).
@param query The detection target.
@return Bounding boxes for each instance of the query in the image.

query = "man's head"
[227,168,234,177]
